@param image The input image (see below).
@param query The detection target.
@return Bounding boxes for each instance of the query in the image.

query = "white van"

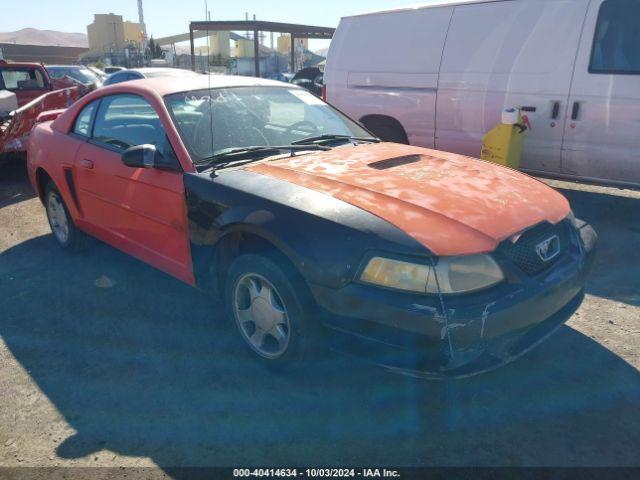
[324,0,640,187]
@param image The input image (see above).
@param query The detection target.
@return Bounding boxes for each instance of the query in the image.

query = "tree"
[146,36,164,59]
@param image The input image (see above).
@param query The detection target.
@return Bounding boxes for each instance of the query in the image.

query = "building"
[208,31,230,57]
[276,35,308,55]
[235,38,254,58]
[87,13,143,53]
[0,43,88,64]
[123,21,144,46]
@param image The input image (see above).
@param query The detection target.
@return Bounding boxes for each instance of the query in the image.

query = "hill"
[0,28,88,47]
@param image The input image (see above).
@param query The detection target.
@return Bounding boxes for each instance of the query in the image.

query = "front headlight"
[360,255,504,295]
[566,210,587,229]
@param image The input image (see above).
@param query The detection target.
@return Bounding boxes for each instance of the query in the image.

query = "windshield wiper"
[292,134,380,146]
[197,144,330,167]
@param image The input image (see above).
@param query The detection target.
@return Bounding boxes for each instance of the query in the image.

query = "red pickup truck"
[1,60,63,107]
[1,60,89,156]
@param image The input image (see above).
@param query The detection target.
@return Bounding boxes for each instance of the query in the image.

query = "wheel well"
[35,168,53,202]
[210,232,306,299]
[360,114,409,144]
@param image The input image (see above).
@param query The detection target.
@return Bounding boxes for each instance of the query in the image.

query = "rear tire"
[225,254,318,367]
[44,182,90,252]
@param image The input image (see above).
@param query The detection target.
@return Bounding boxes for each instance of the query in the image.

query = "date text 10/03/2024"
[233,469,401,478]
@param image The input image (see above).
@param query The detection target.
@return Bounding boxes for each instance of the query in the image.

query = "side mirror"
[121,144,180,171]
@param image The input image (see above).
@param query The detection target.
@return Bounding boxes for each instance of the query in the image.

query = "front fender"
[184,169,430,289]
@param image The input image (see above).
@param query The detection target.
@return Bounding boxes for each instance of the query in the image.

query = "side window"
[590,0,640,74]
[1,69,46,90]
[92,94,167,153]
[73,101,98,137]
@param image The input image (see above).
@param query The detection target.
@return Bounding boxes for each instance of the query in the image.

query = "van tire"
[360,115,409,144]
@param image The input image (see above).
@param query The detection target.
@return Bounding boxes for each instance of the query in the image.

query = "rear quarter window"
[0,68,47,90]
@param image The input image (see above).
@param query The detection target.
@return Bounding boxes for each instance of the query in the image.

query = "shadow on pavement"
[0,234,639,471]
[0,156,36,208]
[557,187,640,307]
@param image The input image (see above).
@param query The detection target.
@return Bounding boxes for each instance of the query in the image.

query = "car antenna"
[207,24,214,158]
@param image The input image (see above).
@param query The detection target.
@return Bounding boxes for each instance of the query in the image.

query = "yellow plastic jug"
[480,108,529,169]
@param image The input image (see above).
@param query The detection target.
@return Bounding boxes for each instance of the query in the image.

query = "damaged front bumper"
[312,221,597,379]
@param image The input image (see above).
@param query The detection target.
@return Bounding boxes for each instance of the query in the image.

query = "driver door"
[73,93,194,284]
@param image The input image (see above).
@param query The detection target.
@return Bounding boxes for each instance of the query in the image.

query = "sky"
[0,0,428,50]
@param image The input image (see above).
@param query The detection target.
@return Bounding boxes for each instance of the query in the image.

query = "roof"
[46,65,86,69]
[0,60,47,69]
[189,20,335,39]
[0,43,88,65]
[52,74,298,137]
[100,74,292,97]
[343,0,507,18]
[127,67,196,74]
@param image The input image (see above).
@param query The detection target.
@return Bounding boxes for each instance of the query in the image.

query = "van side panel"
[436,0,588,173]
[325,7,454,148]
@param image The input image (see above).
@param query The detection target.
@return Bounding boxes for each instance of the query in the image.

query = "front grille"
[499,221,572,276]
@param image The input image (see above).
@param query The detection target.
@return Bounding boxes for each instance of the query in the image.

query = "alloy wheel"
[47,191,70,244]
[233,273,291,359]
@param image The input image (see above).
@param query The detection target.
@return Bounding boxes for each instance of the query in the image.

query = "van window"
[590,0,640,74]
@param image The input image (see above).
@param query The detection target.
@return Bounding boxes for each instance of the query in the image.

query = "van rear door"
[435,0,588,174]
[325,6,453,148]
[561,0,640,186]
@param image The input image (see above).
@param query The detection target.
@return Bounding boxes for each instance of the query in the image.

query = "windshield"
[48,67,100,85]
[165,86,371,162]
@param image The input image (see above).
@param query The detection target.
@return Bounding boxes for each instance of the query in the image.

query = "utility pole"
[137,0,147,50]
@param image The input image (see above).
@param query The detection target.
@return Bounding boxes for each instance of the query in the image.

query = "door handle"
[80,159,94,169]
[571,102,581,121]
[551,101,560,120]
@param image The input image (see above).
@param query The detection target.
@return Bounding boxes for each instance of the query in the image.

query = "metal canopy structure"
[189,20,335,76]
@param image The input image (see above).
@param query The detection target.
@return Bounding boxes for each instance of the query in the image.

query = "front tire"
[225,254,317,366]
[44,182,90,251]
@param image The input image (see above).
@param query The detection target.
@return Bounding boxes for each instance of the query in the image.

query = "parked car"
[103,66,125,74]
[102,67,200,86]
[0,60,56,107]
[86,65,108,81]
[27,76,596,377]
[1,60,88,156]
[46,65,103,88]
[325,0,640,187]
[291,67,323,96]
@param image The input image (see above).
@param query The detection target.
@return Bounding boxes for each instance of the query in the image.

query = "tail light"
[322,84,327,102]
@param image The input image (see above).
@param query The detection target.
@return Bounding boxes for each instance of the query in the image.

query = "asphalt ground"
[0,158,638,475]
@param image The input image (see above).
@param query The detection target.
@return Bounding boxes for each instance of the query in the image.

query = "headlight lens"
[360,257,432,293]
[360,255,504,295]
[428,255,505,294]
[566,210,586,229]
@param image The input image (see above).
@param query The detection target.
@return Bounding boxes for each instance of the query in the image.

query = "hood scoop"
[369,154,422,170]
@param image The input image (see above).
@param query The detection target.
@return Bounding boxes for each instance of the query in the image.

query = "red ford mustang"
[27,76,597,378]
